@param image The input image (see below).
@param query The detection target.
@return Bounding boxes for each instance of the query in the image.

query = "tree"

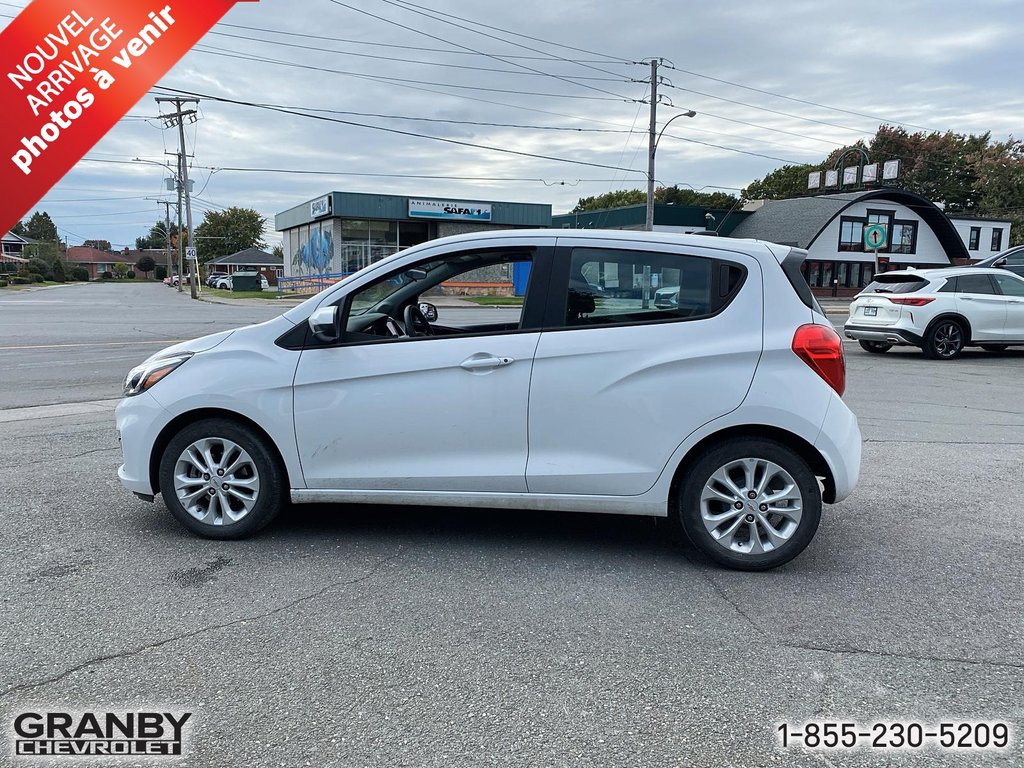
[112,262,129,278]
[742,164,820,200]
[10,220,27,236]
[52,259,66,283]
[135,220,179,250]
[194,207,267,263]
[571,189,646,213]
[271,244,284,260]
[135,255,156,278]
[23,211,59,243]
[83,239,112,251]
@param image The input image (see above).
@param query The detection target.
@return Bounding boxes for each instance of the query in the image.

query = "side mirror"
[994,257,1007,267]
[418,302,438,322]
[308,305,341,342]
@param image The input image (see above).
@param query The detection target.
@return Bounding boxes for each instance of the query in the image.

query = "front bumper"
[844,323,923,346]
[115,391,171,496]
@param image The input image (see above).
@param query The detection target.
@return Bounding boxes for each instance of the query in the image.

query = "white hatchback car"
[844,267,1024,359]
[116,230,860,570]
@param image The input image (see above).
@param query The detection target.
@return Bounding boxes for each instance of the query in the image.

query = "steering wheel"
[403,303,434,337]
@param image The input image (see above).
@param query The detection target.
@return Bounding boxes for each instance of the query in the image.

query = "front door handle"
[460,354,515,370]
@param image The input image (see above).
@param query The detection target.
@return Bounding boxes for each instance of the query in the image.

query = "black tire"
[858,340,892,354]
[158,418,284,539]
[678,438,822,571]
[981,344,1008,352]
[922,319,966,360]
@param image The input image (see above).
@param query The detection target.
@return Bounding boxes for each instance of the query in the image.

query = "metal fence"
[276,272,350,295]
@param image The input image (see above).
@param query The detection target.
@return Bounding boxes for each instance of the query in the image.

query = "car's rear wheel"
[981,344,1008,352]
[158,418,284,539]
[858,340,892,354]
[923,319,966,360]
[678,438,822,571]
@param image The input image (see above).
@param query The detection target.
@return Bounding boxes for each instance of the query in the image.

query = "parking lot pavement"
[1,288,1022,767]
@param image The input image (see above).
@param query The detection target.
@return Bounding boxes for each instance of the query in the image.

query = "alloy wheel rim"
[934,323,963,357]
[173,437,260,525]
[699,458,803,555]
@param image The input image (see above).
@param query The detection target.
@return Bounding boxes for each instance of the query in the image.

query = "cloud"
[3,0,1021,248]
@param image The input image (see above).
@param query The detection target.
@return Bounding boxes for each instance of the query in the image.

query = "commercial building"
[276,192,551,288]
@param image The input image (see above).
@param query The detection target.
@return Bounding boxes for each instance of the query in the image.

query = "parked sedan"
[844,267,1024,358]
[206,271,228,287]
[969,245,1024,278]
[115,230,859,571]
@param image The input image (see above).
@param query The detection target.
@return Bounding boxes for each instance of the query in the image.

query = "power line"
[149,86,649,174]
[205,28,628,81]
[191,44,627,102]
[326,0,636,101]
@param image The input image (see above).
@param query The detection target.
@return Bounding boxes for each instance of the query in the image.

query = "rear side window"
[862,275,928,294]
[559,247,744,327]
[956,274,996,294]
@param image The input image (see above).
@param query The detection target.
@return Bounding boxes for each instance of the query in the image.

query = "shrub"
[28,272,45,283]
[100,271,113,280]
[70,267,89,281]
[0,262,15,274]
[0,279,8,287]
[155,265,167,280]
[52,260,67,283]
[126,270,136,279]
[11,276,31,285]
[27,257,51,279]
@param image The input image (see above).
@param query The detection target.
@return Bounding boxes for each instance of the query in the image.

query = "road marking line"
[0,340,186,351]
[0,399,121,423]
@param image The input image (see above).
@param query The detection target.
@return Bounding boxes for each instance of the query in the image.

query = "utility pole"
[158,201,175,283]
[156,96,199,298]
[175,152,184,293]
[645,58,659,233]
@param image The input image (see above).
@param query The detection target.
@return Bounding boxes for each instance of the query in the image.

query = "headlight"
[123,353,193,397]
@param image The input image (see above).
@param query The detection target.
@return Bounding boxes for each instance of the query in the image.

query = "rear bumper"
[844,324,922,346]
[814,393,861,504]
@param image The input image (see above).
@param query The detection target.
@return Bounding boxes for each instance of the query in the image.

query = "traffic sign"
[185,247,197,261]
[864,224,887,250]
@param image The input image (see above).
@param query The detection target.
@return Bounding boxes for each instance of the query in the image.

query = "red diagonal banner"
[0,0,256,236]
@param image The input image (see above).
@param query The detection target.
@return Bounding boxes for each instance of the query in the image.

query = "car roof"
[875,266,1017,279]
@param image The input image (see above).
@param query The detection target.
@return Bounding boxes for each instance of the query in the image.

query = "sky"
[3,0,1022,250]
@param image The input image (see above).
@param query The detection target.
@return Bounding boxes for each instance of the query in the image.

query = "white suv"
[115,230,860,570]
[844,267,1024,359]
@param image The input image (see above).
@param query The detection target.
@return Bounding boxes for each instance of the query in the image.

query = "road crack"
[0,547,406,699]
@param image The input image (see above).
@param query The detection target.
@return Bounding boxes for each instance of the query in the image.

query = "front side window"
[969,227,980,250]
[991,228,1004,251]
[838,217,865,252]
[340,249,535,343]
[559,247,741,327]
[956,274,995,295]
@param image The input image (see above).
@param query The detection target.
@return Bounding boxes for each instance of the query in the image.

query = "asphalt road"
[0,283,1021,767]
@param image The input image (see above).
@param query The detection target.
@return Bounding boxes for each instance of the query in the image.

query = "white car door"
[292,242,550,493]
[954,273,1006,340]
[526,239,763,496]
[990,273,1024,339]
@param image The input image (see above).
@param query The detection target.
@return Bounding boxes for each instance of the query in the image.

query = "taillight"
[886,296,934,306]
[792,324,845,396]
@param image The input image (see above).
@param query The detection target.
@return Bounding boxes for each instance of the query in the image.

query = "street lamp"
[646,110,696,231]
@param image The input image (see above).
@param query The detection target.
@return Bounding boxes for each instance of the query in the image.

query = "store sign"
[310,195,331,218]
[408,199,492,222]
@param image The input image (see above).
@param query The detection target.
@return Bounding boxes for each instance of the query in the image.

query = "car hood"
[143,329,235,363]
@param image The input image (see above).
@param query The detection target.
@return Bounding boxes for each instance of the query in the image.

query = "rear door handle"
[460,354,515,370]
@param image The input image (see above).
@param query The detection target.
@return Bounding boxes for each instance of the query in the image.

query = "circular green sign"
[864,224,888,249]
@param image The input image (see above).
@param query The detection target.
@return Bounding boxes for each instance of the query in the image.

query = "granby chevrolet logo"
[12,711,192,756]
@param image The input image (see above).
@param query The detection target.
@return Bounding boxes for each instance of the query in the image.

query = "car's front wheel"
[858,340,892,354]
[923,319,966,360]
[158,418,284,539]
[678,438,822,570]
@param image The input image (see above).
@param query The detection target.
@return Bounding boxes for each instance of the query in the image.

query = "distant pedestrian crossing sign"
[864,224,887,250]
